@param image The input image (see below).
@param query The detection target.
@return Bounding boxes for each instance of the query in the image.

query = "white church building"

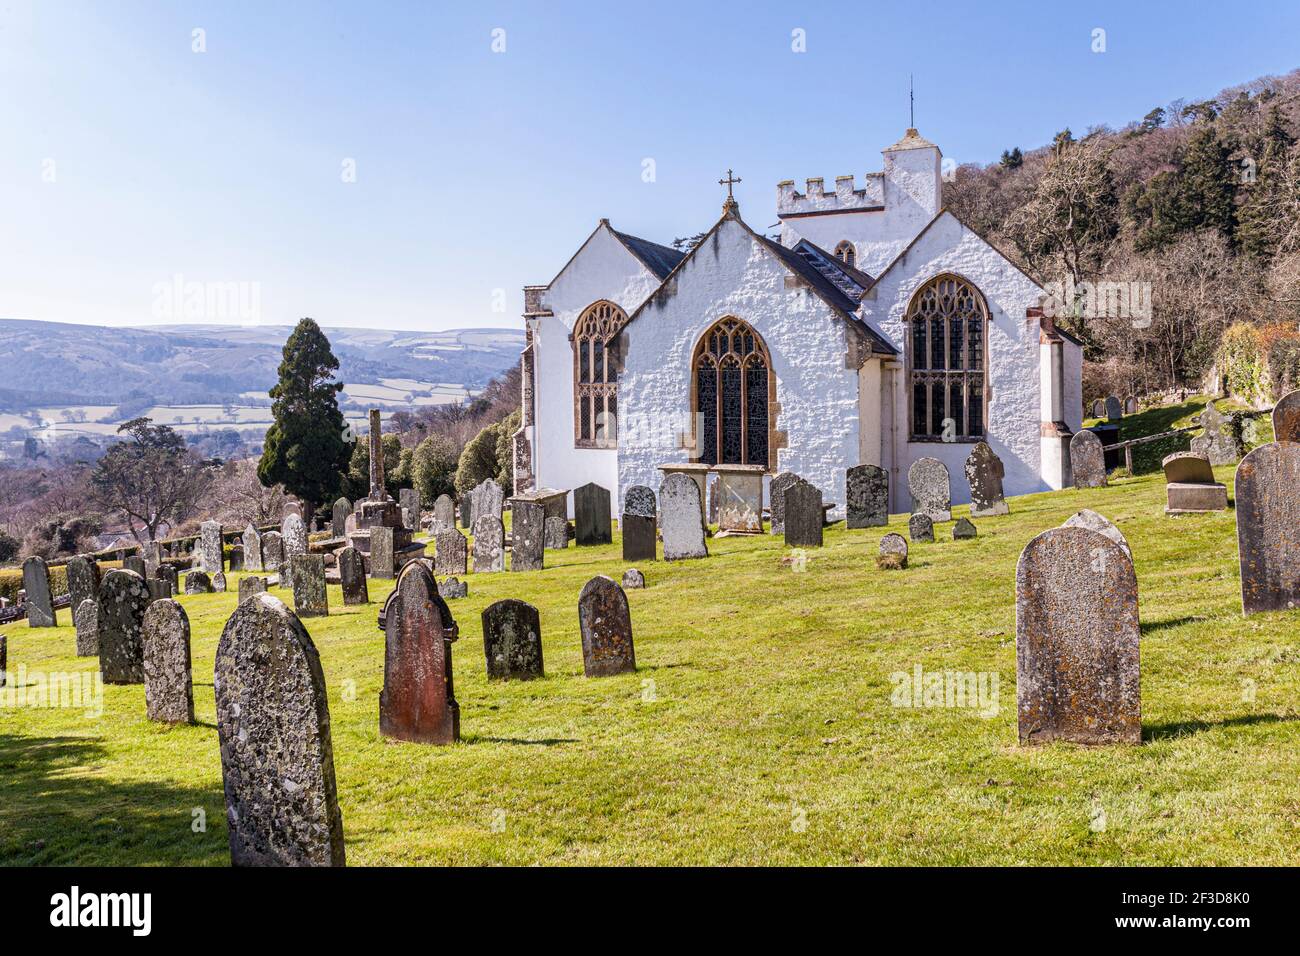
[512,129,1083,517]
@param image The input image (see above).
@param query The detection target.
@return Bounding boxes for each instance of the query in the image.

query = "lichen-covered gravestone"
[1235,442,1300,615]
[291,554,329,618]
[380,562,459,744]
[22,556,56,628]
[1272,389,1300,443]
[338,547,368,605]
[544,515,570,550]
[74,598,99,656]
[432,494,456,535]
[481,598,543,680]
[124,554,146,577]
[783,479,824,548]
[215,594,346,866]
[1062,509,1131,562]
[472,515,505,573]
[468,478,504,530]
[768,472,798,535]
[965,441,1009,517]
[952,517,977,539]
[908,458,951,523]
[65,555,100,614]
[198,520,224,573]
[908,513,934,542]
[331,497,351,538]
[399,488,420,529]
[846,464,888,529]
[369,525,396,580]
[434,528,468,576]
[242,524,264,572]
[1190,403,1243,466]
[510,500,545,571]
[143,599,194,725]
[280,514,308,591]
[1069,430,1108,489]
[621,568,645,589]
[184,571,212,594]
[660,473,708,560]
[1015,526,1140,745]
[440,576,468,599]
[621,484,657,561]
[878,533,908,569]
[97,568,150,684]
[578,575,635,677]
[148,578,173,602]
[212,571,227,593]
[261,530,283,572]
[238,576,268,604]
[574,482,613,545]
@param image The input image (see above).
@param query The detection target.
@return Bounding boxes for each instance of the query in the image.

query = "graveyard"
[3,428,1298,866]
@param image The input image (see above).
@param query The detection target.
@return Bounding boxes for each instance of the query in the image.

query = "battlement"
[777,173,885,218]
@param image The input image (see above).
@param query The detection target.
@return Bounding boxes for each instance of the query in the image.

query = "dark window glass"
[745,364,768,466]
[721,362,742,464]
[698,365,717,466]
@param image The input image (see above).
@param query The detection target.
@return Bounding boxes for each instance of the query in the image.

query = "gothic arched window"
[906,274,988,441]
[834,241,856,268]
[692,317,771,467]
[573,300,624,448]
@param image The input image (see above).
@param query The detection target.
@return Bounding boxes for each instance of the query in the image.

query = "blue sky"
[2,0,1297,332]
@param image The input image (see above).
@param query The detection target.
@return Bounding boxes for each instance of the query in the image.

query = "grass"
[2,461,1299,866]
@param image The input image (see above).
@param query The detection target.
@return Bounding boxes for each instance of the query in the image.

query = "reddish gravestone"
[1272,390,1300,443]
[1236,442,1300,615]
[380,561,460,744]
[578,575,635,677]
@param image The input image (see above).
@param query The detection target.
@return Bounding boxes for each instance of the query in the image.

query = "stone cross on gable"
[718,169,741,199]
[368,408,387,501]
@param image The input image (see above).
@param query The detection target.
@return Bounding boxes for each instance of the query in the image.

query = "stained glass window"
[692,316,770,468]
[573,301,624,448]
[907,275,989,440]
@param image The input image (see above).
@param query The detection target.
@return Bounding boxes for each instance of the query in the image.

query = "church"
[511,129,1084,518]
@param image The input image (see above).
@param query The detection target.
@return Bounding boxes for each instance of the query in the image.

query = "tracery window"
[692,317,770,467]
[834,241,856,268]
[573,301,623,447]
[907,274,988,441]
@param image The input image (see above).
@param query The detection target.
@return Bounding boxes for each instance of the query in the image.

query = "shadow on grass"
[0,733,228,866]
[462,735,578,746]
[1143,712,1300,742]
[1140,615,1206,635]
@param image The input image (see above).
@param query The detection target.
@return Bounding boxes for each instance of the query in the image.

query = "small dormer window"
[834,242,856,268]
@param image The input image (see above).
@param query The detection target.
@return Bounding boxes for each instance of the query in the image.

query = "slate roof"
[612,230,687,280]
[791,239,875,300]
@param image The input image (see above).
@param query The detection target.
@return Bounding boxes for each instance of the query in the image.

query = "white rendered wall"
[858,358,882,466]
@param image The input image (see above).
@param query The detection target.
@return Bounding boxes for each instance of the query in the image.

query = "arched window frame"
[690,316,773,469]
[905,273,989,442]
[572,300,624,448]
[834,241,856,268]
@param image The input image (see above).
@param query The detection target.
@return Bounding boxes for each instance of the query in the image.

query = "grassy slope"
[2,451,1299,865]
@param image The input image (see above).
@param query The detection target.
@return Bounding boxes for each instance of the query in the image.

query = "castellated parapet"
[777,172,885,217]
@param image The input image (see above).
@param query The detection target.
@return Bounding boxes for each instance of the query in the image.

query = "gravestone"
[440,577,468,599]
[768,472,798,535]
[1090,398,1105,418]
[215,594,346,866]
[199,520,224,573]
[22,557,56,628]
[481,599,543,680]
[369,525,396,580]
[262,531,283,572]
[1162,451,1227,514]
[434,528,468,576]
[659,473,708,560]
[468,479,504,529]
[621,568,645,589]
[74,598,99,656]
[574,482,613,545]
[878,533,908,569]
[472,515,505,573]
[1190,403,1242,466]
[908,513,934,542]
[1105,396,1123,421]
[1124,396,1139,415]
[242,525,264,572]
[184,571,212,594]
[965,442,1009,517]
[1272,389,1300,443]
[952,517,978,539]
[544,516,570,550]
[66,555,101,613]
[1069,430,1108,488]
[783,479,824,548]
[228,546,244,572]
[380,562,460,744]
[156,564,178,593]
[143,599,195,725]
[291,554,328,618]
[432,495,456,535]
[280,514,308,591]
[97,568,150,684]
[238,576,268,604]
[147,579,173,602]
[713,465,765,533]
[510,500,545,571]
[624,485,656,519]
[1236,442,1300,615]
[846,464,889,529]
[1062,509,1132,562]
[338,547,368,605]
[399,489,420,529]
[578,575,635,677]
[212,571,227,593]
[1015,526,1141,745]
[124,554,147,577]
[621,484,657,561]
[331,498,351,538]
[908,458,951,522]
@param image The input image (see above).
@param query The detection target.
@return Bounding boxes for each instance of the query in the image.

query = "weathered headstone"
[280,513,308,591]
[768,472,798,535]
[471,515,505,573]
[621,568,645,589]
[624,485,656,519]
[124,554,147,578]
[338,547,368,605]
[481,599,543,680]
[291,554,328,618]
[578,575,635,677]
[544,516,570,550]
[621,513,656,562]
[1062,509,1132,561]
[908,458,951,522]
[468,479,504,530]
[238,576,268,604]
[147,578,173,602]
[1015,526,1141,745]
[184,570,212,594]
[242,524,264,572]
[368,525,395,579]
[74,598,99,656]
[65,555,101,613]
[1069,430,1108,489]
[1236,442,1300,615]
[262,530,283,572]
[1105,395,1123,421]
[713,465,765,533]
[574,482,613,545]
[432,495,456,535]
[399,489,420,529]
[1272,389,1300,443]
[434,528,468,576]
[440,576,468,599]
[380,562,459,744]
[908,513,934,542]
[199,520,224,573]
[143,599,195,725]
[156,564,178,593]
[212,571,227,593]
[1124,396,1139,415]
[1190,403,1242,466]
[878,533,908,569]
[22,556,56,628]
[660,473,708,560]
[1162,451,1227,514]
[783,479,823,548]
[215,594,346,866]
[952,517,978,539]
[510,500,545,571]
[97,568,150,684]
[846,464,889,529]
[965,442,1009,517]
[228,546,244,572]
[331,497,351,538]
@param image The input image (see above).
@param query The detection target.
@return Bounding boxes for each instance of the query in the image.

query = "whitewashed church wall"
[857,359,882,467]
